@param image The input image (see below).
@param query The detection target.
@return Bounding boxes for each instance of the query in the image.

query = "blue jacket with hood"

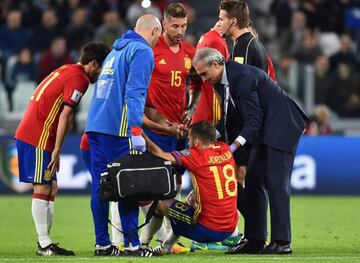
[85,30,154,137]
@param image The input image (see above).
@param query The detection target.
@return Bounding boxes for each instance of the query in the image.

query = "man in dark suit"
[192,48,309,255]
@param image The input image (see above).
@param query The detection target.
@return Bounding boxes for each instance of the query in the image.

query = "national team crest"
[184,56,192,70]
[0,140,32,193]
[44,169,52,181]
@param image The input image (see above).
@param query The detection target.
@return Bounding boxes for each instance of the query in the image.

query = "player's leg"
[16,139,74,256]
[153,200,233,256]
[110,202,124,249]
[139,201,167,247]
[48,180,57,234]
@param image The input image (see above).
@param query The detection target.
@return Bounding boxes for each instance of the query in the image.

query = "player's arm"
[182,66,202,126]
[48,105,74,175]
[143,114,181,137]
[143,133,176,164]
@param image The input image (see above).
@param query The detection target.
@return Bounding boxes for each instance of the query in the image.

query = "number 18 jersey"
[172,141,238,232]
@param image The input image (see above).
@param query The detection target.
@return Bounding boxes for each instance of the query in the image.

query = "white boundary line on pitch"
[1,256,360,261]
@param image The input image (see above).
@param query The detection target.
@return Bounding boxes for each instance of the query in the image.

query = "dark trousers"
[244,141,298,242]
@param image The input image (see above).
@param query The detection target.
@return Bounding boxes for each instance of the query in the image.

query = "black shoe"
[261,242,292,254]
[226,239,265,254]
[94,244,120,256]
[36,242,75,256]
[123,248,154,257]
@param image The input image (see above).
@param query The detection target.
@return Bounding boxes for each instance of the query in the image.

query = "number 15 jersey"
[147,35,196,124]
[172,141,238,232]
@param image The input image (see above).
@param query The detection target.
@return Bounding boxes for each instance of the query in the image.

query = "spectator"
[306,104,333,135]
[279,10,307,58]
[57,0,84,28]
[30,9,60,55]
[94,11,126,48]
[313,55,332,105]
[275,55,294,94]
[294,29,322,65]
[4,48,36,111]
[65,7,94,58]
[89,0,121,27]
[37,37,74,83]
[0,9,29,62]
[271,0,300,37]
[329,34,358,75]
[329,62,360,117]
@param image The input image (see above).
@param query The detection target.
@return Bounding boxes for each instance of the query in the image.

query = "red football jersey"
[15,64,89,151]
[191,30,229,125]
[172,141,238,232]
[147,35,197,125]
[80,132,90,151]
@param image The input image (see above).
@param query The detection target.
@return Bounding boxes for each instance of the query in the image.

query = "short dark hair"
[219,0,249,29]
[190,121,216,144]
[79,42,110,65]
[164,3,187,20]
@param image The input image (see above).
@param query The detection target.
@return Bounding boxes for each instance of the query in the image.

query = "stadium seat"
[12,81,36,113]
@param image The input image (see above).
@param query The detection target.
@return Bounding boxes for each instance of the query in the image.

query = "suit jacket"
[217,60,309,152]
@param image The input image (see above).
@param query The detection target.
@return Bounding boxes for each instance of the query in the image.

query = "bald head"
[134,14,162,47]
[135,14,161,32]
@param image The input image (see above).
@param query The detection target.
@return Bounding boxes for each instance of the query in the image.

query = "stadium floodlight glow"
[141,0,151,8]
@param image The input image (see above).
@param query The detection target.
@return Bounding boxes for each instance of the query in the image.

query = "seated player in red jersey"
[143,121,240,256]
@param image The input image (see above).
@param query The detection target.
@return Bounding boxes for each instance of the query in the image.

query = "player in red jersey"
[140,3,201,250]
[142,121,238,256]
[191,22,230,126]
[15,42,109,256]
[144,2,201,150]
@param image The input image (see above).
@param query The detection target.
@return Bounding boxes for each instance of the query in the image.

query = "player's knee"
[33,183,52,195]
[156,199,175,216]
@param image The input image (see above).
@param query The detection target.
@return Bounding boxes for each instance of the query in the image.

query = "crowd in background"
[0,0,359,135]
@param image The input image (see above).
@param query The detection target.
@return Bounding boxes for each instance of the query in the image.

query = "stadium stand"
[0,0,359,134]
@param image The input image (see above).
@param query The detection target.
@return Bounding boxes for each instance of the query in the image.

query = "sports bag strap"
[137,200,159,230]
[105,200,159,237]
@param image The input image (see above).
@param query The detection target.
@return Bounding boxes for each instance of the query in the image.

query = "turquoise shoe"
[221,233,243,247]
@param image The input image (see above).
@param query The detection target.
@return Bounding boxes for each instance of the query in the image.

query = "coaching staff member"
[192,48,309,255]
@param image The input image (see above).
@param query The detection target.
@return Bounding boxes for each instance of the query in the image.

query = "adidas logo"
[159,59,166,65]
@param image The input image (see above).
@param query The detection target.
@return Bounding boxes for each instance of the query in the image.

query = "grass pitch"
[0,195,359,262]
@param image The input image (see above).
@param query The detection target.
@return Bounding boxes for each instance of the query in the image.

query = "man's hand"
[47,150,60,175]
[177,124,189,139]
[164,120,180,137]
[181,108,194,127]
[131,127,146,152]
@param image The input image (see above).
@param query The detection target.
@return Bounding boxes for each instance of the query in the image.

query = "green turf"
[0,195,360,262]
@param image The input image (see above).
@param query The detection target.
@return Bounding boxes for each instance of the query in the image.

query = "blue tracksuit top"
[85,30,154,137]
